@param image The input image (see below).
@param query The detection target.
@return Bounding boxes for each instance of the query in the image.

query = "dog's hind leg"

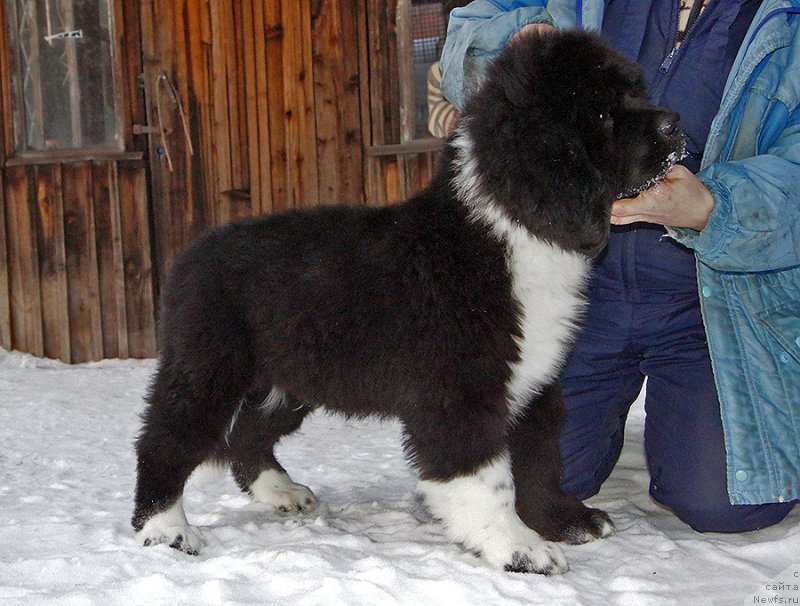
[408,405,569,575]
[132,347,255,554]
[510,382,615,544]
[221,387,318,514]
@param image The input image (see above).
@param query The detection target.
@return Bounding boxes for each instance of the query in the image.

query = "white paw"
[248,469,318,514]
[418,453,569,574]
[138,498,204,555]
[483,526,569,574]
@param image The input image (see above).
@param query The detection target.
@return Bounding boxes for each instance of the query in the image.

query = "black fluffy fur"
[133,30,683,561]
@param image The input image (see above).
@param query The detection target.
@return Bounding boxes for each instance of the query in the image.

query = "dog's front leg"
[417,451,568,574]
[510,382,615,544]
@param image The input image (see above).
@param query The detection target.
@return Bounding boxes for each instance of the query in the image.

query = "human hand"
[510,22,557,45]
[610,165,715,231]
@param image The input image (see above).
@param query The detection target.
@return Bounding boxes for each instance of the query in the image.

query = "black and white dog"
[133,30,684,574]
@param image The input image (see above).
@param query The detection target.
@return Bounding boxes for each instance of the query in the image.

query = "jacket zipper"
[659,1,708,74]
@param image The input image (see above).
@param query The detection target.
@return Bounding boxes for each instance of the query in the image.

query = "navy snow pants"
[558,225,795,532]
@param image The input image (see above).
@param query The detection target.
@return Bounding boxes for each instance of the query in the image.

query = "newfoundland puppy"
[133,30,684,574]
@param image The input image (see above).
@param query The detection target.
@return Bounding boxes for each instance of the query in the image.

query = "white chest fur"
[501,224,589,417]
[450,127,590,418]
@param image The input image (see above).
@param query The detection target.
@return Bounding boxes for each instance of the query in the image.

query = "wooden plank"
[168,0,197,235]
[363,0,395,206]
[397,153,410,202]
[187,42,211,241]
[115,0,146,152]
[108,162,132,358]
[239,0,260,220]
[118,163,156,358]
[0,0,10,348]
[92,162,129,359]
[182,0,214,231]
[6,166,44,356]
[264,1,288,212]
[230,1,250,196]
[185,0,207,103]
[138,0,170,280]
[62,163,104,362]
[0,169,10,350]
[208,0,248,226]
[197,0,217,220]
[281,0,319,208]
[0,0,15,157]
[211,0,247,224]
[425,152,436,188]
[369,138,444,156]
[355,0,381,206]
[402,152,439,202]
[208,0,234,224]
[382,157,402,204]
[311,0,365,205]
[32,164,70,362]
[375,0,401,144]
[197,0,219,226]
[396,0,414,144]
[251,0,273,216]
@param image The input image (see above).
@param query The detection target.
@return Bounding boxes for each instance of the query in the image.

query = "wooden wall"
[2,161,156,362]
[0,0,157,363]
[0,0,443,363]
[140,0,372,281]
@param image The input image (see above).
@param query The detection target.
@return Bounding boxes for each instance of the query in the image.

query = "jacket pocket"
[758,301,800,365]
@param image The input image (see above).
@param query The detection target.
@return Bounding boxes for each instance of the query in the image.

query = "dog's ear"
[497,43,542,108]
[498,62,531,108]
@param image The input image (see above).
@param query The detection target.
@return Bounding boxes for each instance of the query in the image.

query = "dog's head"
[453,30,685,257]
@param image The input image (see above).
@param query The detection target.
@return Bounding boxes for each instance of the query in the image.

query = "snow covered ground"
[0,349,797,606]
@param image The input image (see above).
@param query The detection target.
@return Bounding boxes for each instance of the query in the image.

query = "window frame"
[369,0,445,157]
[3,0,127,160]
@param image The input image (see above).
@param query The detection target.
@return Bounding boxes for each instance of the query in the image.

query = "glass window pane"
[7,0,119,151]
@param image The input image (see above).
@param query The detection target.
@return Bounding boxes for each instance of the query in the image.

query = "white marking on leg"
[137,497,203,555]
[417,453,568,574]
[188,461,228,488]
[249,469,318,514]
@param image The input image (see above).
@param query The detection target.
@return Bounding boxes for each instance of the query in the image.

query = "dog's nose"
[657,111,681,137]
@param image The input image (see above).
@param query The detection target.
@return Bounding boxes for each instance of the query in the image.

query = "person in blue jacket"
[439,0,800,532]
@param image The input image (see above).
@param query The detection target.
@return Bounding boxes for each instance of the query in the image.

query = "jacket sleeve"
[668,109,800,273]
[439,1,553,111]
